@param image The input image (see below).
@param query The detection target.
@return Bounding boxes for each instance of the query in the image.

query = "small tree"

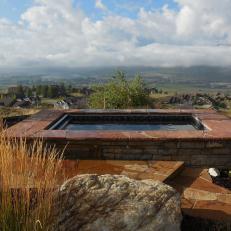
[26,88,33,97]
[41,85,48,98]
[15,85,25,98]
[47,86,55,98]
[67,84,73,93]
[88,71,149,109]
[36,85,42,96]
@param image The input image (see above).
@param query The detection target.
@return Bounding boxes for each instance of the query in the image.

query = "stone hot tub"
[6,109,231,168]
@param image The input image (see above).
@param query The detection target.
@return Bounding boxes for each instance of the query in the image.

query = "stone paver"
[59,160,184,183]
[60,162,231,222]
[167,168,231,222]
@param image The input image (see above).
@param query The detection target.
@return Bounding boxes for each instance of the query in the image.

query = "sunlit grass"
[0,131,63,231]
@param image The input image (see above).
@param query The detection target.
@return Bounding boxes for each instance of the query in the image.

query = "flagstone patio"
[59,160,231,222]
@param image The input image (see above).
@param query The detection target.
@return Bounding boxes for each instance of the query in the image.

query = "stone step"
[59,160,185,183]
[8,160,185,188]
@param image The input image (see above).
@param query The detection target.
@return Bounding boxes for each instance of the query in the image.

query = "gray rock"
[50,174,182,231]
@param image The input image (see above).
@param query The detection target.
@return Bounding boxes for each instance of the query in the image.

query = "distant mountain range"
[0,66,230,86]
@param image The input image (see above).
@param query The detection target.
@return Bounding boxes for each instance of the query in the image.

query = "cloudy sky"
[0,0,231,68]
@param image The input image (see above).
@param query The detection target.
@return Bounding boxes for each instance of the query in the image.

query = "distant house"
[13,100,31,109]
[24,96,40,106]
[146,87,158,94]
[54,100,70,110]
[0,97,16,107]
[54,97,87,109]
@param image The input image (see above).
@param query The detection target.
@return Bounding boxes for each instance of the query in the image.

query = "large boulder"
[50,174,182,231]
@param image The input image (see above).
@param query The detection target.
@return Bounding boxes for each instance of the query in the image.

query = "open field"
[155,83,231,94]
[70,92,84,97]
[41,97,63,105]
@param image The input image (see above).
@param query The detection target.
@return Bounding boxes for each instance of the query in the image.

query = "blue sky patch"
[0,0,179,22]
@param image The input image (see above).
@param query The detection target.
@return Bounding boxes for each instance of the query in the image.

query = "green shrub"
[88,71,150,109]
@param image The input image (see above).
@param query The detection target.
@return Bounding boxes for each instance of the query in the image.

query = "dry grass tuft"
[0,130,63,231]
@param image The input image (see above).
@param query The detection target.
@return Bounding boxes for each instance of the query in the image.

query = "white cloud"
[175,0,231,44]
[0,0,231,68]
[95,0,107,11]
